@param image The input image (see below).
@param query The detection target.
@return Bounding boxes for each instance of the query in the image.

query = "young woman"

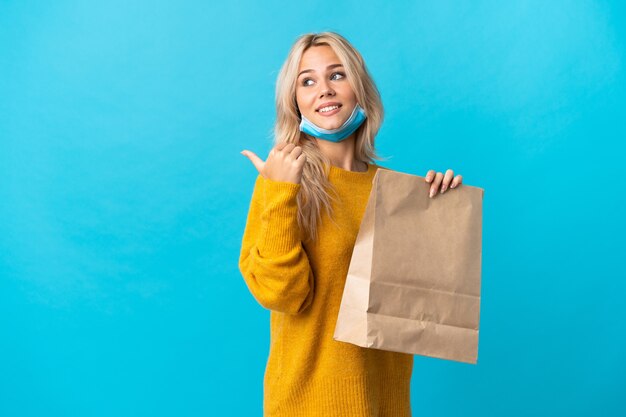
[239,31,463,417]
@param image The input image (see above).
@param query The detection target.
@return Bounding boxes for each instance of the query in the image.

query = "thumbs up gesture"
[241,142,307,185]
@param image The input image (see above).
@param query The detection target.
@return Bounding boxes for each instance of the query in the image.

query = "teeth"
[319,105,339,113]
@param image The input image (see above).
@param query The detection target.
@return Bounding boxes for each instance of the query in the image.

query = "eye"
[301,72,346,86]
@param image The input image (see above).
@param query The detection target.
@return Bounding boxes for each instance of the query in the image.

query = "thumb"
[241,150,265,173]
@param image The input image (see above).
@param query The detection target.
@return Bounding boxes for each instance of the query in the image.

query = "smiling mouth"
[317,104,342,114]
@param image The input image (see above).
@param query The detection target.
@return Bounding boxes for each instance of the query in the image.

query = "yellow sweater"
[239,162,413,417]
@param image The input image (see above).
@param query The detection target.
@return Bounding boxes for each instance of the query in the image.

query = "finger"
[280,143,296,154]
[295,151,307,164]
[241,150,265,173]
[425,170,436,183]
[451,174,463,188]
[274,142,289,151]
[430,172,444,198]
[440,169,454,193]
[290,145,303,160]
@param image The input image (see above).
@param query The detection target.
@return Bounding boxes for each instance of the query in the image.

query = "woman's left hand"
[425,169,463,198]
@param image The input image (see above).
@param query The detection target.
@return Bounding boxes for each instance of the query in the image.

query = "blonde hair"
[273,31,388,244]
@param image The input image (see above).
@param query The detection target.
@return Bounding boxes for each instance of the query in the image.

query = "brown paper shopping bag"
[333,168,484,364]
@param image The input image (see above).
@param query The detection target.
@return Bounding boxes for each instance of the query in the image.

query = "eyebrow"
[298,63,344,78]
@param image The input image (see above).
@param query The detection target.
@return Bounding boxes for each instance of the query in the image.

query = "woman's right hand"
[241,142,307,185]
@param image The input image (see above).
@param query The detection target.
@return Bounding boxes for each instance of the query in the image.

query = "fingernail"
[429,189,434,198]
[451,183,456,188]
[441,185,446,193]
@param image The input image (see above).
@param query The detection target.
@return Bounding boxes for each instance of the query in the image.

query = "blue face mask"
[299,104,367,142]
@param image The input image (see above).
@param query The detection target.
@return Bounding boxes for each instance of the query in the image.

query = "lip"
[317,106,342,117]
[316,102,342,112]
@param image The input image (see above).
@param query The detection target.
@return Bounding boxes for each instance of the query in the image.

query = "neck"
[310,132,365,172]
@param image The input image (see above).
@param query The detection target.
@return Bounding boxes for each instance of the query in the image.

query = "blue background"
[1,1,624,416]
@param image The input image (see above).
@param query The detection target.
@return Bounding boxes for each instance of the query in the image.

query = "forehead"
[298,45,340,70]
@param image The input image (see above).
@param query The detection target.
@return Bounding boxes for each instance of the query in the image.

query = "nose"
[319,80,335,98]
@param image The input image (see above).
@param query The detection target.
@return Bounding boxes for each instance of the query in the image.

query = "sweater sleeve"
[238,174,315,315]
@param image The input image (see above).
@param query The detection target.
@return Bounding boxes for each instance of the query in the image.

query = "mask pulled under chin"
[299,104,367,142]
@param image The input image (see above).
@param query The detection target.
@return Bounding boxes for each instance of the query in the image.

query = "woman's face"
[295,45,357,131]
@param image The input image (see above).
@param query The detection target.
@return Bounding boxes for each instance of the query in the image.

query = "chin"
[319,122,340,130]
[316,117,345,130]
